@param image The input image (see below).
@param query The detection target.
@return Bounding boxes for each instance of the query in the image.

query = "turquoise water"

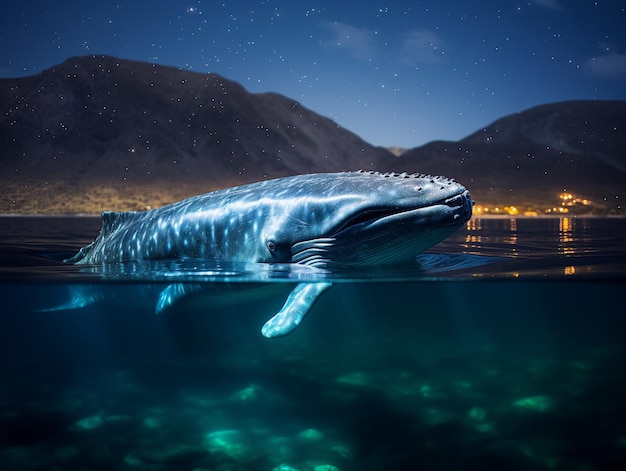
[1,216,625,470]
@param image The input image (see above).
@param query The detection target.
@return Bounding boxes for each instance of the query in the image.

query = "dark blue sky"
[1,1,625,147]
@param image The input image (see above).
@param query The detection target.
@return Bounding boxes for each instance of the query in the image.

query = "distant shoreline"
[1,212,621,219]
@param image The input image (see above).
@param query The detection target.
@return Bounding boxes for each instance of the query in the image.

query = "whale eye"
[266,239,290,261]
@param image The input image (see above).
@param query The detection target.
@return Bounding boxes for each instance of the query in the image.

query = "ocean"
[0,215,625,471]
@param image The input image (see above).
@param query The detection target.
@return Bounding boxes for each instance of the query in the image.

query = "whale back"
[64,211,143,264]
[100,211,142,237]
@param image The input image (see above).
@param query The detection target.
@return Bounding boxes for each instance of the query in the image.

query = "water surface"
[0,216,624,471]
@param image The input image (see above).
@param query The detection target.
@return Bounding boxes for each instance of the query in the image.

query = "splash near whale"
[66,171,473,337]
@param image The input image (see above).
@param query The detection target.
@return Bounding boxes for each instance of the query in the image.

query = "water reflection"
[508,218,518,255]
[464,217,591,259]
[463,218,482,253]
[558,217,575,256]
[1,216,625,281]
[463,218,518,256]
[453,216,626,279]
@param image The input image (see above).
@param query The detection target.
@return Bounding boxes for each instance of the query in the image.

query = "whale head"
[258,171,473,268]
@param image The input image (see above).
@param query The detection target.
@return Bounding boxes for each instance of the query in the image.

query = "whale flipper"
[157,282,332,337]
[37,286,100,312]
[261,282,332,338]
[156,283,204,315]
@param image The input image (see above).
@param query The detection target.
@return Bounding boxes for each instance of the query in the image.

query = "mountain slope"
[1,56,624,214]
[386,101,626,213]
[0,55,389,187]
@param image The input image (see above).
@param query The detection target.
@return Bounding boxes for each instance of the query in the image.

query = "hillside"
[1,55,624,214]
[0,55,391,212]
[387,101,626,214]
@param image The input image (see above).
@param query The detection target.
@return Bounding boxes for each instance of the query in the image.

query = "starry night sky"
[1,1,625,148]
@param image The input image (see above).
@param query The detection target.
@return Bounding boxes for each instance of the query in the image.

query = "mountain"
[0,55,391,212]
[1,55,624,214]
[386,101,626,213]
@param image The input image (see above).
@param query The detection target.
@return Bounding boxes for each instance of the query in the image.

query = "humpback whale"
[66,171,473,337]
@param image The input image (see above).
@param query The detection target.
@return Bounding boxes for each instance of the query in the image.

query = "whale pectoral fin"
[37,286,98,312]
[261,282,332,338]
[156,283,205,315]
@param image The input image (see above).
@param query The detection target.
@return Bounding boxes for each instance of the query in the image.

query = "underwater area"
[0,216,625,471]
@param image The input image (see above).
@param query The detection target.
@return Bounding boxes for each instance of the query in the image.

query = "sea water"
[0,216,625,471]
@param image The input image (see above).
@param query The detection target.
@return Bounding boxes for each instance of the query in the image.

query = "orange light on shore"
[560,192,592,208]
[473,192,596,217]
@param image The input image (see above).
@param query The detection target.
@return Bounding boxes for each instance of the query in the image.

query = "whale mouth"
[337,189,473,232]
[291,190,473,267]
[444,189,474,224]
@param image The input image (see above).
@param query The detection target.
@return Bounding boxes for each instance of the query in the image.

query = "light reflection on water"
[558,217,575,256]
[1,215,624,281]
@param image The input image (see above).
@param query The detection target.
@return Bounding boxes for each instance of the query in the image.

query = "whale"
[65,171,473,337]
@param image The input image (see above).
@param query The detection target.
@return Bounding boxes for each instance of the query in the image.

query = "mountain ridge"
[382,100,626,213]
[1,55,390,177]
[1,55,624,214]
